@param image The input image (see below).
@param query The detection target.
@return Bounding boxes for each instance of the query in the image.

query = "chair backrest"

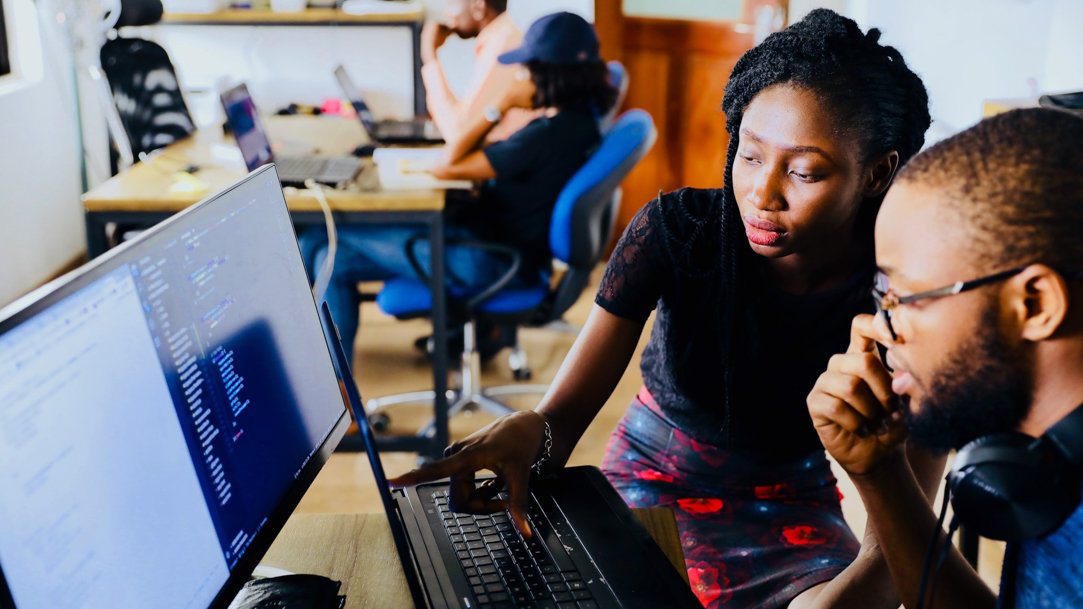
[100,1,194,162]
[113,0,164,27]
[598,60,629,132]
[542,109,656,320]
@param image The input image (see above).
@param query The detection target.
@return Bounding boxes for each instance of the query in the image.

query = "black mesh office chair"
[99,0,195,164]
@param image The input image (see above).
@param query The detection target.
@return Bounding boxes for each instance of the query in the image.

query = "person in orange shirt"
[421,0,537,146]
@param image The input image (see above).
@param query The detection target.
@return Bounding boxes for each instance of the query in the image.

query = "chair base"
[365,385,552,438]
[365,320,545,438]
[367,388,522,438]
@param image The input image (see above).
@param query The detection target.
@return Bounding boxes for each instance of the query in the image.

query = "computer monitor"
[0,166,350,608]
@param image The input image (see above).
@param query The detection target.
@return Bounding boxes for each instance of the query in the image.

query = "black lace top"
[596,188,873,461]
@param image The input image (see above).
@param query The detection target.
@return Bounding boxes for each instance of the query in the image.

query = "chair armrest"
[403,235,523,312]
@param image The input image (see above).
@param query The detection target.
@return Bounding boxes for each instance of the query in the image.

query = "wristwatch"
[484,105,503,124]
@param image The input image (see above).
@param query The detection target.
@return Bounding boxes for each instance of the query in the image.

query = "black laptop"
[318,304,701,609]
[220,82,362,187]
[0,166,350,608]
[334,64,444,145]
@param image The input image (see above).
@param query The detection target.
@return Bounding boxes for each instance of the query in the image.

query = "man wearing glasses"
[808,108,1083,608]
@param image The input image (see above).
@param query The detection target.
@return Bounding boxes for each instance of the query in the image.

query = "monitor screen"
[0,166,349,608]
[220,83,274,172]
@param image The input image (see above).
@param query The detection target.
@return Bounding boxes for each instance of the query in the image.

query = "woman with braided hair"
[392,9,940,607]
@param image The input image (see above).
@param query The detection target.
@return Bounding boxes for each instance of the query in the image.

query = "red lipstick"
[744,216,785,246]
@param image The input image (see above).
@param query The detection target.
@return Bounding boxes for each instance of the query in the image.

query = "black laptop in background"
[318,303,701,609]
[334,64,444,145]
[220,83,362,188]
[0,167,350,609]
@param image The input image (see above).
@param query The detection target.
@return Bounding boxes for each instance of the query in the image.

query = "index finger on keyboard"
[505,473,533,539]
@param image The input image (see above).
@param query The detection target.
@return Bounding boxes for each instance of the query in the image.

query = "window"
[0,0,10,77]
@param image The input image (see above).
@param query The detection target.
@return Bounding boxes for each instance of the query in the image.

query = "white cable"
[303,179,338,304]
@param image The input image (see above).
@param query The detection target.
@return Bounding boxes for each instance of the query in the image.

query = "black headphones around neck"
[947,403,1083,542]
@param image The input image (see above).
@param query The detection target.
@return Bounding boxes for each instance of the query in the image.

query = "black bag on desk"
[226,574,346,609]
[1039,91,1083,116]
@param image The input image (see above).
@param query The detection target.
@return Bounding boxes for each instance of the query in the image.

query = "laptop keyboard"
[431,489,599,609]
[377,121,422,138]
[276,156,360,185]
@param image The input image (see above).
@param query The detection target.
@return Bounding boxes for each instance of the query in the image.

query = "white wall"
[1042,0,1083,93]
[791,0,1083,143]
[143,24,417,123]
[0,0,86,307]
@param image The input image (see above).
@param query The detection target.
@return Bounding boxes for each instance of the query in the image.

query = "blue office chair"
[366,110,657,434]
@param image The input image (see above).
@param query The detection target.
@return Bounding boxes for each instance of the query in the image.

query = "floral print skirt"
[600,387,860,609]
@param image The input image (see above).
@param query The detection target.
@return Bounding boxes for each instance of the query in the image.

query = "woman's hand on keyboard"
[387,410,549,538]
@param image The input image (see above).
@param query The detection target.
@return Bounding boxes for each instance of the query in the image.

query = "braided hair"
[711,8,930,437]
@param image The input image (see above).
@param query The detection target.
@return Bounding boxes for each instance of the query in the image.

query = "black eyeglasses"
[871,266,1028,340]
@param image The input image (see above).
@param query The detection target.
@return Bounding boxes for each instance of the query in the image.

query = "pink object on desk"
[320,98,356,118]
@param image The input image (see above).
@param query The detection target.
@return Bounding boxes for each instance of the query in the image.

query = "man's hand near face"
[421,22,454,66]
[807,314,991,609]
[808,314,906,476]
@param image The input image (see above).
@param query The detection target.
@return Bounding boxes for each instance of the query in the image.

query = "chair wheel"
[513,367,532,381]
[369,412,390,433]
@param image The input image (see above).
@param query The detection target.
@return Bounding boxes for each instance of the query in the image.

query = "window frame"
[0,0,10,77]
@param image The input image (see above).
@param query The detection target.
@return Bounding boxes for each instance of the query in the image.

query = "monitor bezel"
[0,165,351,609]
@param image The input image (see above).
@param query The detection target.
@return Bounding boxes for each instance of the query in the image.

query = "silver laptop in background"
[220,83,362,187]
[334,64,443,145]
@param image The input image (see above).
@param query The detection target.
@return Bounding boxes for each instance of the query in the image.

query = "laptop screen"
[333,65,380,135]
[0,167,349,608]
[221,83,274,171]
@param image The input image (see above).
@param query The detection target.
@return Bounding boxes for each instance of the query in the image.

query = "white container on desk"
[162,0,225,12]
[270,0,306,11]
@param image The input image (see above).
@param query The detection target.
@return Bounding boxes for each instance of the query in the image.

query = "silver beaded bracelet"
[532,417,553,475]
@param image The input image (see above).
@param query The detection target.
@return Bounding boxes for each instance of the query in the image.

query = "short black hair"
[897,108,1083,271]
[527,60,617,116]
[485,0,507,13]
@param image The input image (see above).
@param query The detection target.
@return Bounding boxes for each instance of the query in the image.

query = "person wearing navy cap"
[304,12,617,365]
[495,10,601,65]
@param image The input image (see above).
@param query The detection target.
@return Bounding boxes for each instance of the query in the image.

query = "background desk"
[81,115,453,459]
[81,116,444,254]
[261,509,688,609]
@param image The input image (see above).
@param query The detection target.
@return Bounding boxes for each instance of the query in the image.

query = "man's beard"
[902,307,1033,452]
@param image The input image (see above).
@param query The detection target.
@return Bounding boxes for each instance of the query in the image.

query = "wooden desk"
[260,509,688,609]
[82,115,439,215]
[82,115,452,459]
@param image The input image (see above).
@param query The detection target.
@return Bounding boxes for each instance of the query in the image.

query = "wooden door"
[595,0,787,234]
